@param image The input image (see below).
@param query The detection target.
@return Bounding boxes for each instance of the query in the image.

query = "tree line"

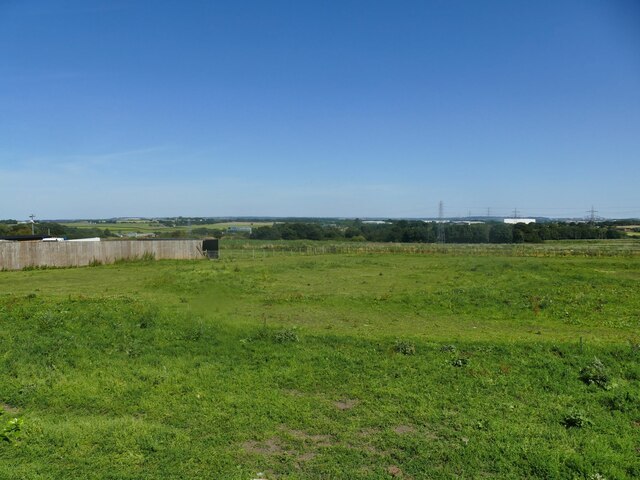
[0,222,118,239]
[251,220,625,243]
[0,219,628,243]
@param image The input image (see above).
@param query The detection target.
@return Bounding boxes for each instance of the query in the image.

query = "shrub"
[579,357,610,389]
[393,340,416,355]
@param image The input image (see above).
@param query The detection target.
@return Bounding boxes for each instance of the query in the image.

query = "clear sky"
[1,0,639,220]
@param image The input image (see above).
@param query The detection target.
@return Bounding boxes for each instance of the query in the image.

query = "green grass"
[0,245,639,479]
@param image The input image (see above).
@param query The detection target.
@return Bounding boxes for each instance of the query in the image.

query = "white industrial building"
[504,218,536,225]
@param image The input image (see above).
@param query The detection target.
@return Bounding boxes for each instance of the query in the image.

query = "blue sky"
[1,0,639,219]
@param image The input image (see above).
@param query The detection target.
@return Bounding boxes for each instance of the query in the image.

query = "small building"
[202,238,219,259]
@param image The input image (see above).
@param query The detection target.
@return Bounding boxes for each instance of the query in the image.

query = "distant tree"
[9,224,32,236]
[489,223,512,243]
[37,222,68,236]
[344,227,362,239]
[251,225,281,240]
[512,228,525,243]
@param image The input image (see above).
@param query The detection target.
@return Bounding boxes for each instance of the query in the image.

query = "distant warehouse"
[504,218,536,225]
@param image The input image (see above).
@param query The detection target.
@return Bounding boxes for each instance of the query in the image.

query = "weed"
[1,417,23,443]
[588,474,607,480]
[579,357,610,389]
[550,345,565,357]
[603,391,638,412]
[273,328,299,343]
[89,258,103,267]
[393,340,416,355]
[451,358,468,367]
[440,344,457,353]
[530,295,541,315]
[562,409,592,428]
[475,420,489,430]
[141,252,156,262]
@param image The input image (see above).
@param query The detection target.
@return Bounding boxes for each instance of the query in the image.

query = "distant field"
[61,220,273,234]
[61,221,164,233]
[0,243,638,478]
[220,238,640,258]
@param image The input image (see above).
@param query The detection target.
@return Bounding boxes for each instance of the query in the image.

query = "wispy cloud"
[56,146,168,174]
[2,146,168,176]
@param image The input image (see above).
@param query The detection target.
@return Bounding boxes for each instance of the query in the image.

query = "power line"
[437,201,445,244]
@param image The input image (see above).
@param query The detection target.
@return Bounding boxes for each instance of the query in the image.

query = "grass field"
[1,243,639,479]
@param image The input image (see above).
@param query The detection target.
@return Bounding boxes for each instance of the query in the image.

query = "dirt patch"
[388,465,403,477]
[334,398,359,410]
[393,425,416,435]
[387,465,414,479]
[297,452,316,462]
[245,429,334,466]
[355,443,391,456]
[357,427,380,438]
[283,428,334,447]
[0,403,19,414]
[243,438,287,456]
[423,431,439,441]
[348,429,392,457]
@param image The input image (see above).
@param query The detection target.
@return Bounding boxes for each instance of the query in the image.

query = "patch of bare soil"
[388,465,403,477]
[357,427,380,438]
[392,425,416,435]
[283,428,333,447]
[243,438,288,456]
[297,451,316,462]
[387,465,414,479]
[244,428,337,467]
[334,398,359,410]
[1,403,19,414]
[349,428,391,456]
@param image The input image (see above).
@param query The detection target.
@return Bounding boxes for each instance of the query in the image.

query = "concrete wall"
[0,240,203,270]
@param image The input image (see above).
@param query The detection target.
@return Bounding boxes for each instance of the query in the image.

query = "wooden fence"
[0,240,204,270]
